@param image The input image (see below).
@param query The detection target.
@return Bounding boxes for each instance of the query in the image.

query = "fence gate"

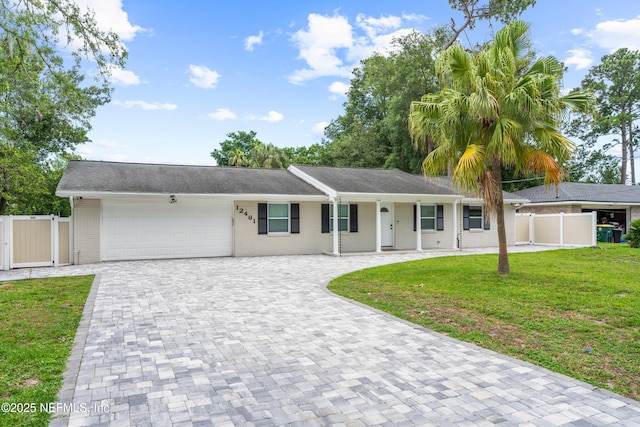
[0,216,71,270]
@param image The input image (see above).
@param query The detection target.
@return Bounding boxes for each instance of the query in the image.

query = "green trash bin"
[597,225,614,243]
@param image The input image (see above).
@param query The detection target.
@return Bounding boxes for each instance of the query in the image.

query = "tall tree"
[211,131,262,166]
[409,20,593,274]
[0,0,127,214]
[568,48,640,184]
[325,28,450,173]
[567,145,620,184]
[444,0,537,49]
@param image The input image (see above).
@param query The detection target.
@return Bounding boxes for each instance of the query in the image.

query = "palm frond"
[452,143,486,192]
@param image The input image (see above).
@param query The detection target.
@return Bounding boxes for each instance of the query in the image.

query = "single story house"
[514,183,640,233]
[56,160,528,264]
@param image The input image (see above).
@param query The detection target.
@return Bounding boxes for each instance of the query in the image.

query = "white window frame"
[267,202,290,234]
[469,205,483,230]
[329,203,349,232]
[420,205,436,231]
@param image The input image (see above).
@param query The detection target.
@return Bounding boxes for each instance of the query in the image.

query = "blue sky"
[75,0,640,167]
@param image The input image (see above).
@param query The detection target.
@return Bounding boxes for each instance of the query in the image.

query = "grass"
[328,245,640,401]
[0,275,93,427]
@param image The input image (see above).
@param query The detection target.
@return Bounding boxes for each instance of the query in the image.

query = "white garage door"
[102,198,232,261]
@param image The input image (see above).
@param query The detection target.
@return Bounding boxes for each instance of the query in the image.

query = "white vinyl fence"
[0,216,71,270]
[515,212,597,247]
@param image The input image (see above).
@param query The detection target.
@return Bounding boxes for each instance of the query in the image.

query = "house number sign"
[236,206,256,223]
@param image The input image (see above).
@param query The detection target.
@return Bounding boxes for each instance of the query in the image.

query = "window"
[258,203,300,235]
[469,206,483,229]
[321,204,358,233]
[414,205,444,231]
[420,205,436,230]
[268,203,289,233]
[463,205,488,230]
[330,204,349,232]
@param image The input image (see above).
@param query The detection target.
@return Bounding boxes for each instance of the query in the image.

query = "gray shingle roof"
[514,182,640,204]
[57,160,326,196]
[291,165,458,195]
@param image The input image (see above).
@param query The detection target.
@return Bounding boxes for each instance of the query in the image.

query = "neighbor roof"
[56,160,326,196]
[290,165,457,195]
[514,182,640,204]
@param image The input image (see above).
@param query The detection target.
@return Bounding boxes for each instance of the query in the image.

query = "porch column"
[452,200,459,249]
[416,202,422,251]
[332,199,339,255]
[376,200,382,252]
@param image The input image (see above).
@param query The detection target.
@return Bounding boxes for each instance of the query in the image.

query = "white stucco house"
[55,160,528,264]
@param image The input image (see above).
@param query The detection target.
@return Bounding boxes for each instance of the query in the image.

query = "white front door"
[380,203,394,247]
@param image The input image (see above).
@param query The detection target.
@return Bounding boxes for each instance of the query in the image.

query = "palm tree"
[227,147,248,167]
[250,143,287,168]
[409,20,593,274]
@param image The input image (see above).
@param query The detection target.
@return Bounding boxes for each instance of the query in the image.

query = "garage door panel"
[102,199,232,261]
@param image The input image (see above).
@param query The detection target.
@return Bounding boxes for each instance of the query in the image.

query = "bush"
[623,219,640,248]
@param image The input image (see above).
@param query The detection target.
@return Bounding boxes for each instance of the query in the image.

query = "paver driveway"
[4,248,640,426]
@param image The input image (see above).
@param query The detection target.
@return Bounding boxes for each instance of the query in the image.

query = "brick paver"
[2,247,639,426]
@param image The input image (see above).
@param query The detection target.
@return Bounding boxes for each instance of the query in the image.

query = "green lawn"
[328,245,640,401]
[0,275,93,427]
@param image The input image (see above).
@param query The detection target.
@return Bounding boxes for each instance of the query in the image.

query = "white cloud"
[260,111,284,122]
[587,16,640,51]
[207,108,237,120]
[564,48,594,70]
[328,81,349,97]
[312,121,329,135]
[76,0,144,41]
[105,65,141,86]
[248,111,284,122]
[289,14,355,84]
[570,28,583,36]
[188,65,221,89]
[288,12,421,85]
[112,100,178,111]
[245,31,264,51]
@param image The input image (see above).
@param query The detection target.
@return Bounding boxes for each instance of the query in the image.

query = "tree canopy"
[409,20,593,274]
[0,0,127,214]
[567,48,640,185]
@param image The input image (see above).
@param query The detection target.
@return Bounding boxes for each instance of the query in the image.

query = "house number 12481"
[236,206,256,223]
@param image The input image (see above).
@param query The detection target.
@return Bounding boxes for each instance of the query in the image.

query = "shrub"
[623,218,640,248]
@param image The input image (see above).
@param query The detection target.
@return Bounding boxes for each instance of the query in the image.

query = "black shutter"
[321,204,330,233]
[437,205,444,231]
[413,205,417,231]
[349,204,358,232]
[291,203,300,234]
[258,203,267,234]
[484,209,491,230]
[463,205,470,230]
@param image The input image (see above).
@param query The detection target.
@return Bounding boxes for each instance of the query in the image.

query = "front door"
[380,203,394,247]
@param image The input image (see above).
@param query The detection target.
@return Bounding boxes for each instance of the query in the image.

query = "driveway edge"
[49,273,102,427]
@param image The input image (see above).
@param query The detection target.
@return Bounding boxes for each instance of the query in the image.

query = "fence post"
[52,215,59,267]
[560,212,564,246]
[528,213,534,245]
[592,211,597,246]
[1,217,8,270]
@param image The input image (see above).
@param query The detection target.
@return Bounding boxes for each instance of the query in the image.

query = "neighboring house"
[56,160,527,264]
[514,183,640,233]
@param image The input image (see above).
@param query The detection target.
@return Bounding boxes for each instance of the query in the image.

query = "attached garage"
[101,198,232,261]
[56,160,327,264]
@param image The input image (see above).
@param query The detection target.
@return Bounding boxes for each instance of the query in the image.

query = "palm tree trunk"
[492,156,510,274]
